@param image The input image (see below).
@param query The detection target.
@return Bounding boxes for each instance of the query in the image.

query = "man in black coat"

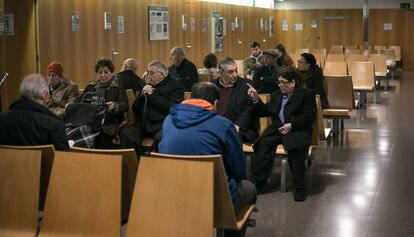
[168,47,198,92]
[120,60,184,155]
[212,57,258,143]
[247,67,316,201]
[252,49,281,94]
[0,74,69,151]
[116,58,144,95]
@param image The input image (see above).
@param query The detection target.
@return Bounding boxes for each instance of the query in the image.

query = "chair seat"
[353,86,374,91]
[375,72,387,77]
[323,109,350,117]
[242,143,254,153]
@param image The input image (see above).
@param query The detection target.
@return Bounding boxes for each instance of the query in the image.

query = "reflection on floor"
[247,71,414,237]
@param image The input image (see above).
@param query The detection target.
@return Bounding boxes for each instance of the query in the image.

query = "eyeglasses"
[277,80,291,86]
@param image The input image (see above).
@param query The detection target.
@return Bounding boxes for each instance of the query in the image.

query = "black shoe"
[294,189,306,202]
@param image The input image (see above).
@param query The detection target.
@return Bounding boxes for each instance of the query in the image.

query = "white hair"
[148,60,169,76]
[19,74,49,100]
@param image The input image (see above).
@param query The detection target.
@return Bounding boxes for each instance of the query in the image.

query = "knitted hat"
[47,61,63,77]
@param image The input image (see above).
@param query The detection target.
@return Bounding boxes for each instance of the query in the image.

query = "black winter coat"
[115,70,145,95]
[252,64,281,94]
[168,58,198,92]
[132,75,184,133]
[0,98,69,151]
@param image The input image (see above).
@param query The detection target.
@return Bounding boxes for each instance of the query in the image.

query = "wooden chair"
[349,61,375,107]
[326,53,345,62]
[347,54,367,69]
[78,88,84,94]
[146,153,255,233]
[0,148,41,237]
[345,48,361,58]
[235,60,245,77]
[345,45,358,50]
[329,45,344,54]
[295,48,310,58]
[368,54,387,77]
[0,144,55,211]
[315,95,331,140]
[388,46,401,61]
[70,147,138,222]
[380,49,397,68]
[39,151,121,236]
[313,53,326,69]
[310,48,327,60]
[184,91,192,100]
[125,89,135,122]
[323,61,348,76]
[323,76,354,135]
[198,73,213,82]
[374,45,386,50]
[126,157,215,237]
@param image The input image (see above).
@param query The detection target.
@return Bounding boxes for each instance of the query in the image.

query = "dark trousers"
[94,132,120,149]
[119,123,161,156]
[252,133,306,190]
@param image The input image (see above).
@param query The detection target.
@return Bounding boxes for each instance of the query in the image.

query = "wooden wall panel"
[3,0,37,107]
[0,0,6,111]
[403,10,414,69]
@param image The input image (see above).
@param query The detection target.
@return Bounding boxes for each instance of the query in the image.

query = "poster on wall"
[190,17,195,31]
[211,12,223,53]
[104,12,112,30]
[118,16,125,34]
[4,14,14,35]
[148,6,169,41]
[310,20,317,29]
[201,17,206,32]
[295,23,303,31]
[0,9,4,34]
[383,23,392,30]
[282,20,288,31]
[269,17,274,37]
[71,11,80,32]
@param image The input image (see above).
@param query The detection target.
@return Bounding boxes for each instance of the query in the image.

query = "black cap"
[251,41,260,48]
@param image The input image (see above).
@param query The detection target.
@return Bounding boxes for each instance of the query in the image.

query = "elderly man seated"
[168,47,198,92]
[0,74,69,150]
[247,67,316,201]
[120,60,183,156]
[212,57,258,143]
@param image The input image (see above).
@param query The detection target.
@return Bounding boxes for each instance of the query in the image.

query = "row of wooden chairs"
[0,145,254,236]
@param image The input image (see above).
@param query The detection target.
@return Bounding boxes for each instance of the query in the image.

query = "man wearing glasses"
[212,57,258,144]
[247,67,316,201]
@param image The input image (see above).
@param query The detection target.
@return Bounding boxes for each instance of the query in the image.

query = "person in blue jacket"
[159,82,256,237]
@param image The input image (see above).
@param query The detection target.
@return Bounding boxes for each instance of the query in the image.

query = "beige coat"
[47,77,79,117]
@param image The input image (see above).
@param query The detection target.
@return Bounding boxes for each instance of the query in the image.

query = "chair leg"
[280,157,287,193]
[340,118,344,131]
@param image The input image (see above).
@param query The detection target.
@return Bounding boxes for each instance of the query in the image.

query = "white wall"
[274,0,414,9]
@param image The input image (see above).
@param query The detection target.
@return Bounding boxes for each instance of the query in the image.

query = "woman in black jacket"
[297,53,329,108]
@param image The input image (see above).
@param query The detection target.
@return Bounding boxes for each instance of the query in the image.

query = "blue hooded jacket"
[159,102,247,200]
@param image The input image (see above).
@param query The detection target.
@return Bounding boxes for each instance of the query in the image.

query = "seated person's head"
[20,74,49,105]
[275,44,288,59]
[203,53,218,69]
[250,41,261,57]
[298,53,317,72]
[47,61,63,89]
[262,50,278,66]
[147,60,168,86]
[121,58,138,72]
[191,82,220,108]
[218,57,238,87]
[170,47,185,66]
[95,58,115,83]
[277,67,300,94]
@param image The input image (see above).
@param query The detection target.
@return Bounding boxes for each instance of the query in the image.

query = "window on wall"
[200,0,274,8]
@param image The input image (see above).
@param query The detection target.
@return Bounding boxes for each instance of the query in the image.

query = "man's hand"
[142,85,154,96]
[105,101,115,111]
[278,123,292,135]
[247,83,259,103]
[235,125,240,132]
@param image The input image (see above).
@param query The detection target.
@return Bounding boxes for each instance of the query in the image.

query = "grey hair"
[218,57,236,71]
[19,74,49,100]
[171,47,186,57]
[148,60,169,76]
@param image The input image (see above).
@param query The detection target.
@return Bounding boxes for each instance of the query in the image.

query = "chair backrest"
[349,61,375,90]
[70,147,137,221]
[258,94,271,135]
[347,54,367,66]
[326,53,345,62]
[388,46,401,61]
[325,75,354,110]
[0,148,41,236]
[295,48,310,58]
[313,95,322,146]
[126,157,214,237]
[329,45,344,54]
[374,45,386,50]
[310,48,327,60]
[0,144,55,211]
[323,61,348,76]
[380,49,397,67]
[184,91,192,100]
[235,60,244,76]
[78,88,84,94]
[126,89,135,122]
[148,152,244,229]
[40,151,121,236]
[313,53,326,69]
[198,73,213,82]
[345,45,358,50]
[345,48,361,58]
[368,54,387,77]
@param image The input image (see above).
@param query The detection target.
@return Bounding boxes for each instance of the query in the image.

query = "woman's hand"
[105,101,115,111]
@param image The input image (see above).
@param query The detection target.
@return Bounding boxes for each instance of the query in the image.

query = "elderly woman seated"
[78,57,128,149]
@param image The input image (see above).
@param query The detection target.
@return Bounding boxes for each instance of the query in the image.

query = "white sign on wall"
[118,16,125,34]
[295,23,303,31]
[104,12,112,30]
[148,6,169,41]
[383,23,392,30]
[4,14,14,35]
[282,20,288,31]
[71,11,80,32]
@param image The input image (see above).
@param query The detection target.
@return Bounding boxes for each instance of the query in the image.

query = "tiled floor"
[246,70,414,237]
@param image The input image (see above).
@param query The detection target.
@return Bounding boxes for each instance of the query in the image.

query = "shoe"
[294,189,306,202]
